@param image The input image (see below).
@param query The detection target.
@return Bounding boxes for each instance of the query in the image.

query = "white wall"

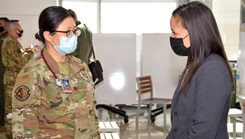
[141,33,186,99]
[93,34,137,104]
[93,33,186,104]
[212,0,241,60]
[0,0,57,48]
[237,32,245,95]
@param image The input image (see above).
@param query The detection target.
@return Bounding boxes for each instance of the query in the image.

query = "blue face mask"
[52,35,77,55]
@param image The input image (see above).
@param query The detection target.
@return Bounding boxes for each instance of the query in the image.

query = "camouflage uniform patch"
[14,85,30,101]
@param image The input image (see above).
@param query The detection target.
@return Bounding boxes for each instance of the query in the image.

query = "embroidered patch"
[15,74,30,84]
[15,85,30,101]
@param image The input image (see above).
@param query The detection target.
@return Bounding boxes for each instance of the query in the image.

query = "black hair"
[8,20,19,23]
[35,6,72,43]
[0,17,10,22]
[173,1,234,93]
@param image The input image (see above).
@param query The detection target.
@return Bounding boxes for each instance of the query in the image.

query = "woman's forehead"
[171,16,184,29]
[56,16,75,30]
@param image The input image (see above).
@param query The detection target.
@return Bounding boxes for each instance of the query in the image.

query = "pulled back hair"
[174,1,234,93]
[35,6,72,43]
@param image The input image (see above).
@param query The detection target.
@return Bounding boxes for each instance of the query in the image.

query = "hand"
[33,45,41,52]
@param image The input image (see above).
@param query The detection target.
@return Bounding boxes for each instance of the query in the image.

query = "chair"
[237,95,245,139]
[136,75,172,134]
[228,108,243,139]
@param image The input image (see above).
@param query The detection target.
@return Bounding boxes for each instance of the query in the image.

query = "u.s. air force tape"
[15,85,30,101]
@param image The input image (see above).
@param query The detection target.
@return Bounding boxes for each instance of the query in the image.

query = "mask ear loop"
[183,34,189,39]
[41,49,63,87]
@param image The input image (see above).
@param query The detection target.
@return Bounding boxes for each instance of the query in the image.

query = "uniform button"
[174,128,177,132]
[174,111,178,116]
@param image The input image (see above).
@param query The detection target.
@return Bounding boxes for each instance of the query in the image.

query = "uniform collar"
[42,48,84,77]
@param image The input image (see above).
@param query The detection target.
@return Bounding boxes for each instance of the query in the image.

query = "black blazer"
[166,54,233,139]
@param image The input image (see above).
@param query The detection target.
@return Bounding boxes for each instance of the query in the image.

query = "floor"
[0,105,243,139]
[97,105,170,139]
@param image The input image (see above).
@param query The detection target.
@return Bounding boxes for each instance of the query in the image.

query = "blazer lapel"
[171,83,182,109]
[171,69,188,109]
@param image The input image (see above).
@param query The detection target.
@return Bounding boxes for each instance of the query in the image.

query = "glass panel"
[101,2,176,33]
[62,1,98,33]
[62,0,177,33]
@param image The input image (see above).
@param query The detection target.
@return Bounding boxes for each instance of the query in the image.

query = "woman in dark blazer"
[166,1,234,139]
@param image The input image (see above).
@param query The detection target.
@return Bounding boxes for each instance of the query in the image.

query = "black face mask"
[0,26,4,33]
[169,36,190,56]
[17,29,24,37]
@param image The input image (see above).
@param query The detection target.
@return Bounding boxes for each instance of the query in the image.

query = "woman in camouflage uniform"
[11,6,99,139]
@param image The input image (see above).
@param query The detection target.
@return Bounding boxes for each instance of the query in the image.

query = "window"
[62,1,98,32]
[62,0,176,33]
[101,2,176,33]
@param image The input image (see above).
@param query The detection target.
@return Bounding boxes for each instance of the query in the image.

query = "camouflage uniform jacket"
[2,36,34,86]
[0,31,8,53]
[0,31,8,73]
[12,49,99,139]
[0,31,8,126]
[0,32,8,81]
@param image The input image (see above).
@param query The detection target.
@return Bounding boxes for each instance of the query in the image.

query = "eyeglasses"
[52,28,81,38]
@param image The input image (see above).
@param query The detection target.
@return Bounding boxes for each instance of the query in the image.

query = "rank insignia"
[62,79,72,95]
[62,79,71,90]
[15,85,30,101]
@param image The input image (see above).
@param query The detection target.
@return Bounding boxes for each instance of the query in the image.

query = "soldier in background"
[0,17,9,127]
[2,20,34,139]
[68,9,93,65]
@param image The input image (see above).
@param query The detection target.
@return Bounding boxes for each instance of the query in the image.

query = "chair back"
[136,75,153,99]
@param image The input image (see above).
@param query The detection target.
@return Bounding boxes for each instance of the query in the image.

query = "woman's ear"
[43,31,52,42]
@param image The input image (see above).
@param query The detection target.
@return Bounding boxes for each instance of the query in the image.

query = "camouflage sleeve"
[12,65,40,138]
[2,38,34,69]
[24,48,34,62]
